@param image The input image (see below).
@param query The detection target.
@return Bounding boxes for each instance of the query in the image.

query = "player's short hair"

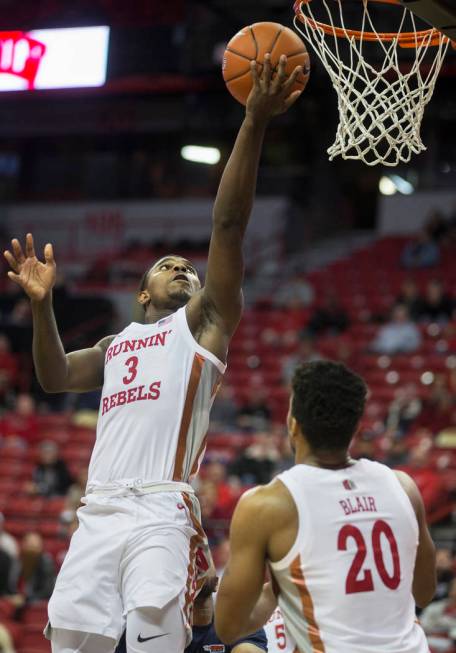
[291,361,367,452]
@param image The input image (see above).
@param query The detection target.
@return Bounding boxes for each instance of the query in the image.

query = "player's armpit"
[215,488,273,644]
[394,470,436,608]
[64,335,115,393]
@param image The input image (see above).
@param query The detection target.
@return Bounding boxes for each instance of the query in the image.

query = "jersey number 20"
[338,520,401,594]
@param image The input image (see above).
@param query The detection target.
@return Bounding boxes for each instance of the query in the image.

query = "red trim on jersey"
[173,353,205,481]
[190,435,208,479]
[290,554,326,652]
[182,492,207,627]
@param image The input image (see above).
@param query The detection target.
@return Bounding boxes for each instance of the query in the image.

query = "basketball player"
[263,604,295,653]
[4,54,304,653]
[215,361,437,652]
[115,550,267,653]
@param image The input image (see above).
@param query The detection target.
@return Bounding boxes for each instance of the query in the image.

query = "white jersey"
[264,607,296,653]
[270,459,429,653]
[87,307,226,488]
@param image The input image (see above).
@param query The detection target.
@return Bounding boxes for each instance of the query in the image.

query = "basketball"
[223,22,310,106]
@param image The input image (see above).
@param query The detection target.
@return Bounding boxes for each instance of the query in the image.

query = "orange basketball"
[223,22,310,106]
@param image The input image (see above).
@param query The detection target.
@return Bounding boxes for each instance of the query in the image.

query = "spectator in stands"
[0,333,18,404]
[237,387,271,431]
[204,461,238,514]
[9,298,32,327]
[199,480,231,546]
[26,441,73,497]
[209,384,239,431]
[281,336,322,385]
[385,383,422,437]
[382,437,409,468]
[0,549,15,597]
[229,431,280,485]
[2,393,38,447]
[434,548,455,603]
[0,513,18,560]
[11,532,55,604]
[395,279,425,321]
[418,280,454,323]
[417,373,455,434]
[420,577,456,648]
[371,304,421,355]
[65,468,88,511]
[306,291,349,336]
[398,446,448,516]
[400,230,440,269]
[274,273,314,309]
[424,208,450,243]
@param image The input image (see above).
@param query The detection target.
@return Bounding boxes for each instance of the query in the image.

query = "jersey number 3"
[123,356,139,385]
[338,520,401,594]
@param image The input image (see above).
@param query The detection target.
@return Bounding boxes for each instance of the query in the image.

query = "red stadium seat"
[41,497,66,519]
[3,497,44,519]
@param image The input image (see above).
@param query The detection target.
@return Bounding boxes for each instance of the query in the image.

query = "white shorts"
[46,489,205,644]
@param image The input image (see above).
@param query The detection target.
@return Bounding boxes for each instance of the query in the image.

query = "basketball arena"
[0,1,455,652]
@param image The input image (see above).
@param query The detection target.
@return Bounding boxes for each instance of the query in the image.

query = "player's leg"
[50,628,116,653]
[125,599,186,653]
[121,492,203,648]
[46,496,128,645]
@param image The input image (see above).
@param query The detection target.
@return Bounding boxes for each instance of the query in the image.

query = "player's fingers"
[283,89,302,110]
[261,53,272,89]
[25,233,36,258]
[281,65,303,95]
[273,54,288,91]
[7,270,25,287]
[250,60,260,89]
[44,243,55,265]
[11,238,25,263]
[3,250,20,273]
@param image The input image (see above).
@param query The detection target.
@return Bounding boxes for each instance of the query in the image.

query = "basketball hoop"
[293,0,452,166]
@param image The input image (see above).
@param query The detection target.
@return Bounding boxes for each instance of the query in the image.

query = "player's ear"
[289,415,299,440]
[137,290,151,307]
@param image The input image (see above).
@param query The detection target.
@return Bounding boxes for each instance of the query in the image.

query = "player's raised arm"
[4,233,112,393]
[202,54,303,336]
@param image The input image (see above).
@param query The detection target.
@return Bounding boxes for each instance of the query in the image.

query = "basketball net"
[293,0,451,166]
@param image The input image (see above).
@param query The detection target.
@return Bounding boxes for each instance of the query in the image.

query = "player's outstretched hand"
[4,233,56,301]
[246,53,302,123]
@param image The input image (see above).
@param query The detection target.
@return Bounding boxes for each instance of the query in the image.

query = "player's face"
[140,256,201,310]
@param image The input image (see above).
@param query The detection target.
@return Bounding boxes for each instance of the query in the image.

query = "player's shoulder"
[236,478,297,525]
[95,334,117,352]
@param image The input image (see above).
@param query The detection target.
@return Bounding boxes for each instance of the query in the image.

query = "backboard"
[398,0,456,41]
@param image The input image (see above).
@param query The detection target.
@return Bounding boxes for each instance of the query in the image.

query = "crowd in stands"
[0,221,455,651]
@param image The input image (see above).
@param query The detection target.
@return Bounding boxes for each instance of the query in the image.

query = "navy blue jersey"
[187,621,267,653]
[115,622,267,653]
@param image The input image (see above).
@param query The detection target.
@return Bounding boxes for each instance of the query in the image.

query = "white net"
[294,0,450,166]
